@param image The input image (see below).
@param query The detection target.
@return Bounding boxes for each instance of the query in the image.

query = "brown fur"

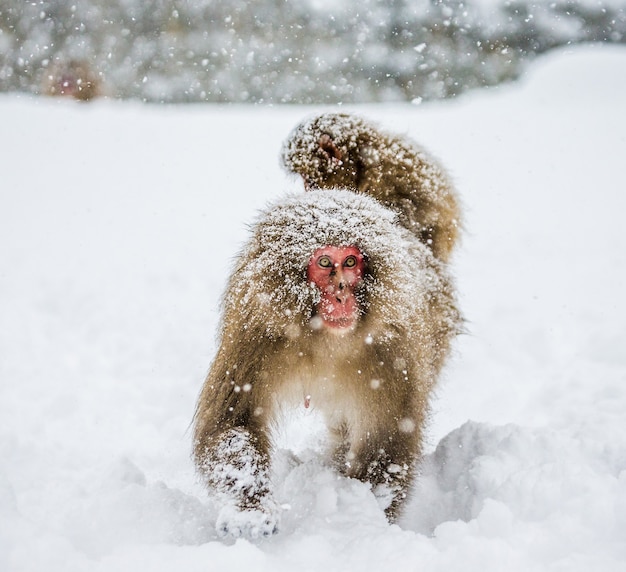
[281,113,461,262]
[43,59,100,101]
[193,190,461,537]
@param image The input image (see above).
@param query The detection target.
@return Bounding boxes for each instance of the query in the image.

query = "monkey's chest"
[276,360,367,421]
[268,337,375,423]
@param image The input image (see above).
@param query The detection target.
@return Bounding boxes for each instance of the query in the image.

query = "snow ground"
[1,43,625,571]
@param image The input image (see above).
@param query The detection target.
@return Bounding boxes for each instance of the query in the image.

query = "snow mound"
[408,422,626,544]
[519,44,626,104]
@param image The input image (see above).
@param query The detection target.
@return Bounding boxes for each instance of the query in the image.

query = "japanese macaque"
[193,189,461,538]
[43,59,100,101]
[281,112,461,262]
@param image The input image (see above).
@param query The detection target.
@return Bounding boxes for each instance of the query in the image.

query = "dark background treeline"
[1,0,624,103]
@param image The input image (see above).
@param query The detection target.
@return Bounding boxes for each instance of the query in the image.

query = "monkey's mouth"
[310,315,357,335]
[315,292,359,331]
[312,307,358,333]
[323,315,356,330]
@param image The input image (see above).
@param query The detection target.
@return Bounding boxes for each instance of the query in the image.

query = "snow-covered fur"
[281,112,461,262]
[202,428,280,539]
[193,189,461,537]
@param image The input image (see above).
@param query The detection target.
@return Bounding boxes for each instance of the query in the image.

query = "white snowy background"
[1,44,625,571]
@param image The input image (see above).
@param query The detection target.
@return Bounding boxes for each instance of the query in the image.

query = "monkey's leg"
[347,430,419,523]
[329,422,351,472]
[197,425,280,539]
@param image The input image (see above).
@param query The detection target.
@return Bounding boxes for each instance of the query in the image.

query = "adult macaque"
[281,113,461,262]
[43,59,100,101]
[193,190,461,538]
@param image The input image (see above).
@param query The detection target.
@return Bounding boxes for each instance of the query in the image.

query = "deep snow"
[1,44,625,571]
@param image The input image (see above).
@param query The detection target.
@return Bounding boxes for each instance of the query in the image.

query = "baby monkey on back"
[281,113,461,262]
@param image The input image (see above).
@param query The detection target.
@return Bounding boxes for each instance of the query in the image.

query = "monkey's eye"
[343,256,358,268]
[318,256,333,268]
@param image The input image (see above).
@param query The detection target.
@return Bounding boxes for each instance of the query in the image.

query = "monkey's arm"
[192,350,280,538]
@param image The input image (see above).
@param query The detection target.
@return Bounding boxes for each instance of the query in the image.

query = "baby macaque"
[281,113,461,262]
[193,189,461,538]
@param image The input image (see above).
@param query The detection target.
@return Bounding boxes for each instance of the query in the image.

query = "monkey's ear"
[318,134,342,163]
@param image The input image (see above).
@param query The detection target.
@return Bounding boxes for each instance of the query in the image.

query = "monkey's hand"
[199,428,281,538]
[216,498,281,539]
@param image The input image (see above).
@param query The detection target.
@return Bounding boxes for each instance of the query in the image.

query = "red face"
[306,246,365,331]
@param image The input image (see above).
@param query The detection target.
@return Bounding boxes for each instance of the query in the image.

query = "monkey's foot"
[373,479,408,523]
[372,483,395,512]
[216,501,281,540]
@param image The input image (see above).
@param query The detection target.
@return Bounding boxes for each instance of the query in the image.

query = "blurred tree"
[0,0,624,103]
